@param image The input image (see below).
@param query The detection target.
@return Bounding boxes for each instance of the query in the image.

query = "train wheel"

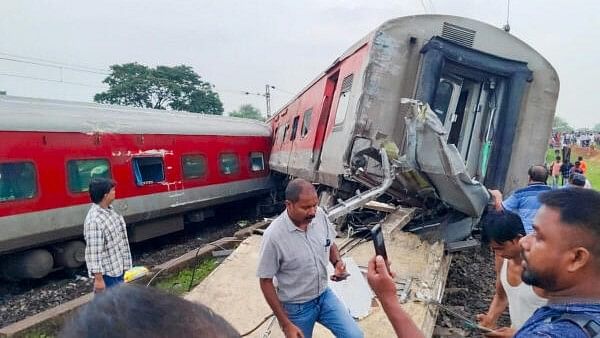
[0,249,54,280]
[53,240,86,269]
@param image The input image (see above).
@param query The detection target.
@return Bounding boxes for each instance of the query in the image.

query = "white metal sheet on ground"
[327,257,373,319]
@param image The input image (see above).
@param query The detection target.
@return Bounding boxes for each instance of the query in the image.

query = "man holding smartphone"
[257,179,363,338]
[368,189,600,338]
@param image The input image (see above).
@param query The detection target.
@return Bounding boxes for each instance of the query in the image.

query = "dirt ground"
[434,246,510,337]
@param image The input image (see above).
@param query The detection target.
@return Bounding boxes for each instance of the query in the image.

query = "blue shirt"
[516,303,600,337]
[502,183,552,234]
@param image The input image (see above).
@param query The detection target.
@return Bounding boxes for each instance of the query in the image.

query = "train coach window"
[301,108,312,137]
[132,157,165,186]
[182,155,207,179]
[249,152,265,172]
[272,127,279,145]
[290,116,300,141]
[281,124,289,144]
[219,154,239,175]
[334,74,354,125]
[67,159,111,193]
[0,162,37,202]
[432,80,454,124]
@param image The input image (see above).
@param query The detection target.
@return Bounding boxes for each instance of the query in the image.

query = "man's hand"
[282,322,304,338]
[488,190,504,211]
[93,275,106,293]
[367,256,396,299]
[331,260,350,281]
[476,313,497,329]
[484,326,516,337]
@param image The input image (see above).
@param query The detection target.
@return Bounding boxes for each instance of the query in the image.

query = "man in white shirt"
[477,210,547,333]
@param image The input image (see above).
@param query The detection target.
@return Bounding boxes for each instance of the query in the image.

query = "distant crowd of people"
[58,170,600,337]
[551,131,600,149]
[548,151,592,189]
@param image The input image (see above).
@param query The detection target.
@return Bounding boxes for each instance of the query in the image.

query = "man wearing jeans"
[257,179,363,338]
[84,178,132,293]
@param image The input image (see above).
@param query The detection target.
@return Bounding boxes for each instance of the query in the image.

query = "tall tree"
[228,104,265,121]
[594,123,600,132]
[94,63,223,114]
[553,115,572,132]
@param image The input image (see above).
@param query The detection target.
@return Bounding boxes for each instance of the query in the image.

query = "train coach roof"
[0,95,271,137]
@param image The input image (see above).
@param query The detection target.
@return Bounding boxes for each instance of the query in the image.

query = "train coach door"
[312,72,339,172]
[416,37,532,189]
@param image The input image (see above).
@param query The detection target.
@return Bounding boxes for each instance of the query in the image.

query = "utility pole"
[265,84,275,118]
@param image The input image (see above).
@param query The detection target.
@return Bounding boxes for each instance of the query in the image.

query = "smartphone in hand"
[371,224,388,261]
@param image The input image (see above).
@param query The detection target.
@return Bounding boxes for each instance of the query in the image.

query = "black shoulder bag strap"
[547,313,600,338]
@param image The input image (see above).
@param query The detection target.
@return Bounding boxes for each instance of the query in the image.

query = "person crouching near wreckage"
[477,210,547,331]
[257,178,363,338]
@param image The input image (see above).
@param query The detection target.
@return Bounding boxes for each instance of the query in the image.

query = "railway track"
[1,202,500,338]
[0,200,263,329]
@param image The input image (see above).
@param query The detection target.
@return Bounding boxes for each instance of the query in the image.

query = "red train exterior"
[267,15,559,241]
[0,95,272,279]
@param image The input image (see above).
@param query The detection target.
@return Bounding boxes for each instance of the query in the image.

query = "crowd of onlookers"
[548,152,592,189]
[550,131,600,149]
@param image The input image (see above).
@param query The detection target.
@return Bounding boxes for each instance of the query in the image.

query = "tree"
[553,115,573,132]
[594,123,600,132]
[94,63,223,114]
[228,104,265,121]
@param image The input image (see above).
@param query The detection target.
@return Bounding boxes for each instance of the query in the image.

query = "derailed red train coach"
[0,95,273,279]
[268,15,559,241]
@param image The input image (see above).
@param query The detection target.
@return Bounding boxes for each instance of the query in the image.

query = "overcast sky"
[1,0,597,128]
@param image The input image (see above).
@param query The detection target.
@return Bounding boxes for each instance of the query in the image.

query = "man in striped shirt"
[84,178,132,293]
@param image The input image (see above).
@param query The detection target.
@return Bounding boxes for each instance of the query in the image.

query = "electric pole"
[265,84,275,118]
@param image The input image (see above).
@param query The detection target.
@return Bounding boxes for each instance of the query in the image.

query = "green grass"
[545,147,558,164]
[23,329,55,338]
[154,258,219,295]
[545,146,600,190]
[571,147,600,190]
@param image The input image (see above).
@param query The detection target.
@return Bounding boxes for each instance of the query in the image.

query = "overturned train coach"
[268,15,559,239]
[0,96,273,279]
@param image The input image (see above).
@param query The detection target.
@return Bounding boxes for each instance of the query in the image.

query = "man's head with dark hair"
[555,156,561,161]
[480,210,526,259]
[89,178,116,204]
[520,189,600,294]
[59,285,240,338]
[574,161,581,167]
[528,165,548,184]
[285,178,315,203]
[578,156,583,161]
[284,178,318,228]
[569,174,587,187]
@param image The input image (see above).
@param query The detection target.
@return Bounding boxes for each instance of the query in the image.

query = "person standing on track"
[84,178,132,293]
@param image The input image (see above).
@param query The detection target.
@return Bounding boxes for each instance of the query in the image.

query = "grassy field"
[546,146,599,190]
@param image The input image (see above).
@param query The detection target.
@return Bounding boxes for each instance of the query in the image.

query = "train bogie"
[0,95,273,279]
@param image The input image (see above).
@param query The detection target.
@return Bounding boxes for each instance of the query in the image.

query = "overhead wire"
[0,52,293,104]
[0,72,106,88]
[419,0,429,13]
[0,51,110,74]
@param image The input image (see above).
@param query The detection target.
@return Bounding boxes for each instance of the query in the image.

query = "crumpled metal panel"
[402,99,489,217]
